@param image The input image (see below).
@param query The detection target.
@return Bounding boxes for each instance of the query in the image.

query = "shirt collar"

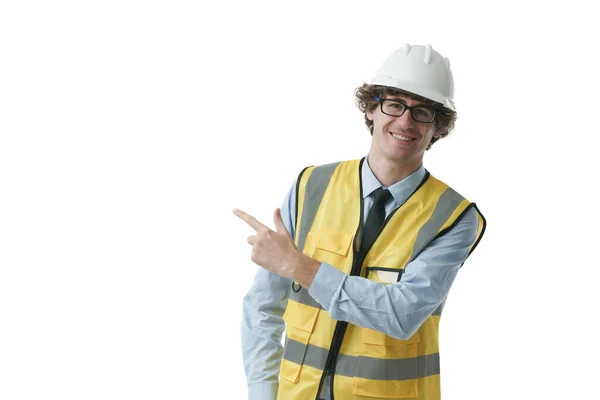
[362,154,426,206]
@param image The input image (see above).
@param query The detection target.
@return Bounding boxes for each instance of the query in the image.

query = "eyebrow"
[386,97,434,108]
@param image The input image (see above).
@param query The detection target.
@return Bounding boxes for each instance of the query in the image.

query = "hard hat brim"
[370,77,455,111]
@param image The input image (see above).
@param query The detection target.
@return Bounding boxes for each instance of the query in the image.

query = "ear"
[432,129,443,139]
[366,108,374,121]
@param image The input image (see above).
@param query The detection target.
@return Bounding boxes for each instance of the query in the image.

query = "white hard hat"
[371,44,455,111]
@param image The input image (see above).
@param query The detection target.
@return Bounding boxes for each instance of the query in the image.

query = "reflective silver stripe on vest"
[290,162,341,308]
[296,162,341,253]
[408,187,465,263]
[284,338,440,380]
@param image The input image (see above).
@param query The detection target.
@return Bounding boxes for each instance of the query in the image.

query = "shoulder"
[424,172,483,238]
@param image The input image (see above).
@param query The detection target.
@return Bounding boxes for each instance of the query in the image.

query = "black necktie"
[360,187,392,255]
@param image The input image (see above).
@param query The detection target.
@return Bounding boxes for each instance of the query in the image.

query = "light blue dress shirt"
[241,157,478,400]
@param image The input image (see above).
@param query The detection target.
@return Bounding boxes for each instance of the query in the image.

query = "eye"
[413,107,434,119]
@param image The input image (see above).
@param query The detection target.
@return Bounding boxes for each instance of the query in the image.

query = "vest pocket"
[352,328,420,398]
[366,267,403,284]
[307,230,353,270]
[280,300,320,384]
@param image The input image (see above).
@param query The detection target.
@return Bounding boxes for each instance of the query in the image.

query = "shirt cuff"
[308,262,346,310]
[248,382,278,400]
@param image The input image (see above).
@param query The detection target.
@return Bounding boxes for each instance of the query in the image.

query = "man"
[235,44,486,400]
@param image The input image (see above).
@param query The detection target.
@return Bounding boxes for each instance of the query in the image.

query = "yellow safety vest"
[277,158,486,400]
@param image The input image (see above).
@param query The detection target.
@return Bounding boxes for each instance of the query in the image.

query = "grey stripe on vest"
[408,187,465,263]
[284,338,440,381]
[296,162,341,253]
[289,285,322,309]
[354,352,440,380]
[283,336,309,367]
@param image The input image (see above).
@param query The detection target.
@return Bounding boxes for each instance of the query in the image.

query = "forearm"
[241,324,282,400]
[308,262,449,340]
[241,310,284,383]
[308,208,478,340]
[241,269,291,400]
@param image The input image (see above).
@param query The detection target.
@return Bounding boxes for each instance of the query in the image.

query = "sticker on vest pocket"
[366,267,403,284]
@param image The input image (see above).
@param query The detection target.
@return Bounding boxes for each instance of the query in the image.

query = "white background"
[1,1,599,399]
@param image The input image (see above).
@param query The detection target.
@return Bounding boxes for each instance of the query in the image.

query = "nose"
[396,108,414,127]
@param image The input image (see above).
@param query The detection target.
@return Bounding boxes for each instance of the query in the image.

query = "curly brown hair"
[354,84,457,150]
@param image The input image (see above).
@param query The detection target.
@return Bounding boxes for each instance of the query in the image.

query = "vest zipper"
[314,159,367,400]
[314,245,365,400]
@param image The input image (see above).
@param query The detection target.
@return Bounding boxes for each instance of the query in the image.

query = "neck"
[367,152,422,187]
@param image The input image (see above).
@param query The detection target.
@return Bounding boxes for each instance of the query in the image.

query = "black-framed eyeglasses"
[373,96,436,123]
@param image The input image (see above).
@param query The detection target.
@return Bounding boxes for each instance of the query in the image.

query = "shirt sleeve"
[241,181,296,400]
[307,207,479,340]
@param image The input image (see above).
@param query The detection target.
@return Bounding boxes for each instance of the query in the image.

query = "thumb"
[273,208,291,237]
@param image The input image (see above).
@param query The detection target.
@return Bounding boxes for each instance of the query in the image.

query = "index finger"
[233,208,269,232]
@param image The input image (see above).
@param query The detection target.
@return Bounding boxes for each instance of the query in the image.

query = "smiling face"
[367,93,441,168]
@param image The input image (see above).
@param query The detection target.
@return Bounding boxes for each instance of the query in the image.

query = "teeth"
[391,133,414,141]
